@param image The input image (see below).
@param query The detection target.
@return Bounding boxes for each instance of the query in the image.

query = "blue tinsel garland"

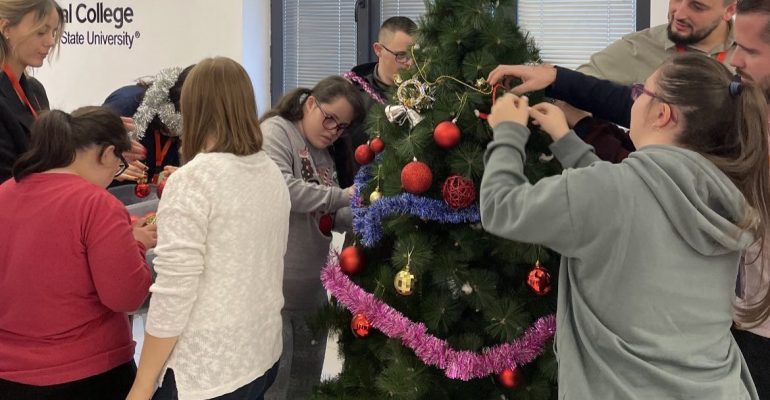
[351,161,481,247]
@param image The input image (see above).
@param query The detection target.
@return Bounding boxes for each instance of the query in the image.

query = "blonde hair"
[180,57,263,162]
[0,0,64,66]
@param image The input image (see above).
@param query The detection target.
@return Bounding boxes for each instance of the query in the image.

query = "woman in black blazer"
[0,0,63,183]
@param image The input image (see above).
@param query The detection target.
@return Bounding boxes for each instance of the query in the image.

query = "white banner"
[33,0,270,113]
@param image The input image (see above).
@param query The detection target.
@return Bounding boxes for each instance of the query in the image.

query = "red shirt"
[0,173,152,385]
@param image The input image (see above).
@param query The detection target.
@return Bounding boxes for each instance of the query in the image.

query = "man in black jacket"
[346,16,417,149]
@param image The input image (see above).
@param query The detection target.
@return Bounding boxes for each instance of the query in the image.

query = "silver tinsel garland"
[130,66,184,141]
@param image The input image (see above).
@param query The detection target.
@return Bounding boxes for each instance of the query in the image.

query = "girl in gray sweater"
[260,76,365,400]
[481,54,770,399]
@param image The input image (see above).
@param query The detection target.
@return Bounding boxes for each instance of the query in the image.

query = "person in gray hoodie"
[260,76,365,400]
[480,53,770,399]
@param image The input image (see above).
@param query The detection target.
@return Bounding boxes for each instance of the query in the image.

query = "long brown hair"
[13,107,130,181]
[0,0,64,65]
[180,57,263,162]
[655,53,770,326]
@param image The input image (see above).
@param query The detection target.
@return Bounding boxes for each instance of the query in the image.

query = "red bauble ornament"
[527,262,553,296]
[433,120,461,149]
[370,137,385,153]
[442,175,476,209]
[498,368,523,389]
[134,182,151,198]
[319,214,333,236]
[351,313,371,338]
[339,245,365,275]
[156,179,166,199]
[401,160,433,194]
[354,144,375,165]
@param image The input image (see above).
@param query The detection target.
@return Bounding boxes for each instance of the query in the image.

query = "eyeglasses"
[317,103,350,136]
[630,84,678,123]
[114,153,129,177]
[379,43,411,64]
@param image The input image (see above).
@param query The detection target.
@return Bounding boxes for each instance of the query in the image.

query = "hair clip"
[728,80,742,98]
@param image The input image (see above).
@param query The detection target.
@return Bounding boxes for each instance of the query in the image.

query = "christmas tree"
[315,1,561,398]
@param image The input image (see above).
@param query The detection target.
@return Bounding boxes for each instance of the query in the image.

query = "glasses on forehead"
[114,152,129,177]
[380,43,411,64]
[316,103,351,136]
[630,84,678,123]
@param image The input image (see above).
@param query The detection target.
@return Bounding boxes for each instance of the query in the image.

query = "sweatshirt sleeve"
[85,193,152,312]
[261,119,349,213]
[548,130,600,169]
[145,167,210,338]
[480,122,621,258]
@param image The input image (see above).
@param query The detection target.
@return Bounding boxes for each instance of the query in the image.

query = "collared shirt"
[577,22,736,85]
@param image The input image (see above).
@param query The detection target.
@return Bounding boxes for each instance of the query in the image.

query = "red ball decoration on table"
[319,214,333,236]
[527,261,553,296]
[339,245,365,275]
[433,120,461,149]
[370,137,385,153]
[134,181,151,198]
[401,159,433,194]
[498,368,523,389]
[351,313,371,338]
[442,175,476,209]
[354,144,375,165]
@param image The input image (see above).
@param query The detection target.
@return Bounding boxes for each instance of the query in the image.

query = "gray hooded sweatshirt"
[480,123,758,400]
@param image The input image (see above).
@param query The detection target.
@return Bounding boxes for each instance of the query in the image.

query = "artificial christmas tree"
[315,1,562,398]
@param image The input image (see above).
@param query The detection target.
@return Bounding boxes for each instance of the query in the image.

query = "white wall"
[651,0,668,26]
[33,0,270,113]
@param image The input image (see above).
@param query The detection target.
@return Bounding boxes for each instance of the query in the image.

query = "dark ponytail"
[260,88,312,122]
[13,106,131,181]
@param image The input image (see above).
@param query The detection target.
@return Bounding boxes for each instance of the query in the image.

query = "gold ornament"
[369,188,382,203]
[475,77,489,89]
[396,77,433,112]
[394,265,416,295]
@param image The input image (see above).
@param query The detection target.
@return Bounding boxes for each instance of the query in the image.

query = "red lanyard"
[2,64,37,118]
[152,130,173,183]
[676,45,729,63]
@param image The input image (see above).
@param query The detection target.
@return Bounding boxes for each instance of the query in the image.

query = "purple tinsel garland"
[321,257,557,380]
[351,162,482,247]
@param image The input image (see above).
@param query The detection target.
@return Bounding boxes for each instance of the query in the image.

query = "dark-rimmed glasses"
[379,43,411,64]
[630,84,677,122]
[317,103,351,136]
[114,153,129,177]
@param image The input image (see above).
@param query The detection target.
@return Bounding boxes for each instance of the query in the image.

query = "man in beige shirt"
[578,0,737,84]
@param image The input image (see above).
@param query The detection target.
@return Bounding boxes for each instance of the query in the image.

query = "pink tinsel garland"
[343,71,387,105]
[321,255,556,381]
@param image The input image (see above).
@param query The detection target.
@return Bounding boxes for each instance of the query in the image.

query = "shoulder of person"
[102,85,147,117]
[261,116,300,142]
[350,62,377,79]
[627,24,668,45]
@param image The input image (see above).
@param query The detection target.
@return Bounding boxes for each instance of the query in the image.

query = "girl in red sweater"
[0,107,156,399]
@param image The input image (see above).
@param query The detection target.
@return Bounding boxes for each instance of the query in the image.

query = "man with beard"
[489,1,770,394]
[577,0,737,85]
